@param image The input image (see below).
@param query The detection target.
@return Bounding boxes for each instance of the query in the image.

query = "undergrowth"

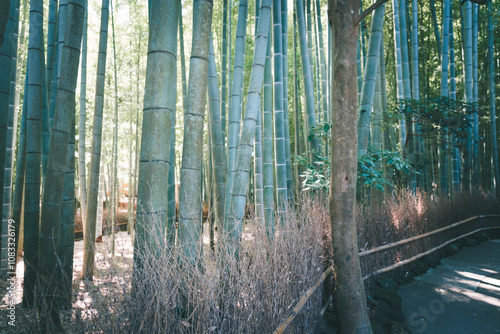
[6,190,498,333]
[58,196,331,333]
[357,189,500,251]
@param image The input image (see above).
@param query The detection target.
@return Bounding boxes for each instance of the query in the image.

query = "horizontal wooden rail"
[359,215,498,257]
[362,225,500,280]
[273,214,500,333]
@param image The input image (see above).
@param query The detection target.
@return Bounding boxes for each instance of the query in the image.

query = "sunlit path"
[399,239,500,334]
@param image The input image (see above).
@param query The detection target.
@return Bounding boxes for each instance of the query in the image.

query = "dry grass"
[124,196,331,333]
[1,195,331,333]
[357,189,500,281]
[3,189,497,333]
[357,189,500,251]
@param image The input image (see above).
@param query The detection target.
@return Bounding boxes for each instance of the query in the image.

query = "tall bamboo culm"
[82,0,110,280]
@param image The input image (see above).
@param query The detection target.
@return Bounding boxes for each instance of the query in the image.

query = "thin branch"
[355,0,388,26]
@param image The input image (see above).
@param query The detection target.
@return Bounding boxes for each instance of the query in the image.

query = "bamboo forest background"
[6,0,499,208]
[69,0,500,200]
[0,0,500,331]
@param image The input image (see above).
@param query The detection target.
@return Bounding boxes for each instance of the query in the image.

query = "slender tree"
[82,0,110,280]
[471,3,479,187]
[282,0,293,201]
[272,0,288,213]
[315,0,328,142]
[392,0,405,150]
[22,0,44,307]
[410,0,421,189]
[296,0,319,154]
[41,67,50,181]
[449,3,460,194]
[263,24,274,235]
[49,0,68,126]
[38,0,85,328]
[429,0,441,58]
[221,0,228,145]
[357,2,385,155]
[79,2,88,226]
[179,6,187,111]
[0,0,17,265]
[439,0,451,196]
[293,4,302,193]
[254,107,265,226]
[207,35,227,239]
[11,76,27,270]
[46,0,58,99]
[463,0,473,192]
[1,0,20,275]
[225,0,272,251]
[487,0,499,197]
[109,0,119,255]
[128,70,134,234]
[58,118,76,310]
[399,0,411,99]
[178,0,212,264]
[328,0,373,332]
[133,0,179,275]
[225,0,248,220]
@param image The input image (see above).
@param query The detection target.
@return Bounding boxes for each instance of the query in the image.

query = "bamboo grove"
[0,0,499,332]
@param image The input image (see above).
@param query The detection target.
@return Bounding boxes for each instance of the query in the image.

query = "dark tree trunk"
[328,0,373,333]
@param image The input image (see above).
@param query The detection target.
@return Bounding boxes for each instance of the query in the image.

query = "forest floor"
[398,239,500,333]
[0,230,134,333]
[0,216,328,333]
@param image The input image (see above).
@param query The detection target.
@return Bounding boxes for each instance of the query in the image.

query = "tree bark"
[328,0,373,332]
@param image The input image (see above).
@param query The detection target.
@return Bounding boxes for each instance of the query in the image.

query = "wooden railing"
[272,214,500,334]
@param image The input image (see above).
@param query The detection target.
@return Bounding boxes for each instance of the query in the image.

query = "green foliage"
[295,152,330,191]
[296,148,413,192]
[296,122,414,192]
[359,149,414,191]
[388,97,478,146]
[309,121,331,145]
